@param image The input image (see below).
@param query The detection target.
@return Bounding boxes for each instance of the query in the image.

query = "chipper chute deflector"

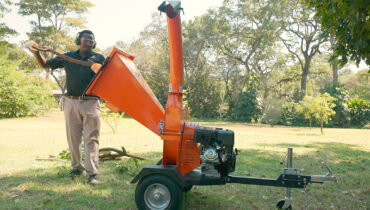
[85,1,336,209]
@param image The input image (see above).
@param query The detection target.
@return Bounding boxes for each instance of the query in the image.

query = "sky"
[4,0,223,49]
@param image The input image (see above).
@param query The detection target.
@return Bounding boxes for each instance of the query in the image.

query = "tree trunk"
[330,33,338,85]
[309,116,312,129]
[301,60,310,94]
[320,120,324,134]
[332,62,338,84]
[301,71,308,94]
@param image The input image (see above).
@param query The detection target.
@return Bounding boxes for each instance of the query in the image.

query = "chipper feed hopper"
[85,1,336,209]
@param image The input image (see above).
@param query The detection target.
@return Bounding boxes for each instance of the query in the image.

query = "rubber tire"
[182,185,193,193]
[276,199,292,210]
[156,159,162,165]
[135,175,183,210]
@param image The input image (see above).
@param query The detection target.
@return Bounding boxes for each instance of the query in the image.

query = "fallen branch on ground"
[99,146,145,161]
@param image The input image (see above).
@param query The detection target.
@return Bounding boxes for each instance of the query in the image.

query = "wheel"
[135,175,183,210]
[182,185,193,193]
[276,199,292,209]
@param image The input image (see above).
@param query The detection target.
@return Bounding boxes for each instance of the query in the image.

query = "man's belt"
[65,95,98,100]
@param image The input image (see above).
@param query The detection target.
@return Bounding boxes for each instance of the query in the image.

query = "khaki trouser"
[63,96,100,176]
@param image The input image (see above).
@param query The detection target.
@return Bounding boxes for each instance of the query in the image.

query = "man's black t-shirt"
[46,50,105,96]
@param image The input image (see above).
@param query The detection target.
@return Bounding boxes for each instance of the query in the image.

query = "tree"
[321,83,350,127]
[341,69,370,101]
[120,13,224,118]
[202,0,286,108]
[7,43,38,72]
[280,2,328,94]
[0,0,17,40]
[348,98,370,127]
[229,87,261,122]
[305,0,370,66]
[311,93,336,134]
[297,95,315,128]
[182,15,223,118]
[329,33,339,84]
[17,0,93,93]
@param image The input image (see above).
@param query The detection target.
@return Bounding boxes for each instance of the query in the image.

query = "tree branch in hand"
[25,41,94,67]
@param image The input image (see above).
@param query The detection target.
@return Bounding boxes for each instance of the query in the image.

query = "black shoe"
[67,169,83,178]
[87,175,100,185]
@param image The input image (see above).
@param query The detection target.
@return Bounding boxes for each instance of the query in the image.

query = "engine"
[194,127,237,177]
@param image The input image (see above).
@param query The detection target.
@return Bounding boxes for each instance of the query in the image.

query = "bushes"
[187,76,223,119]
[278,102,308,126]
[310,93,337,134]
[0,56,54,118]
[320,83,350,127]
[229,88,261,122]
[261,96,369,128]
[348,98,370,127]
[260,99,283,125]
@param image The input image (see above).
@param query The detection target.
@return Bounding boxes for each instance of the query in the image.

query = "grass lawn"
[0,110,369,209]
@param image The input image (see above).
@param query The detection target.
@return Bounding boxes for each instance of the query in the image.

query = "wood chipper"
[85,1,336,209]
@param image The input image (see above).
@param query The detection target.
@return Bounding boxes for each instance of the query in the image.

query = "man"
[29,30,105,185]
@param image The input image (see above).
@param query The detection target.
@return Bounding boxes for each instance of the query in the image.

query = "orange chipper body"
[85,3,199,175]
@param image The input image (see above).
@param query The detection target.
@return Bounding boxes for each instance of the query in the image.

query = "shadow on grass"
[1,146,369,209]
[0,152,162,210]
[260,142,369,160]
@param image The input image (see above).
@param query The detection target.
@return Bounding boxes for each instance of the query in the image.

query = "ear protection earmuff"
[74,30,97,49]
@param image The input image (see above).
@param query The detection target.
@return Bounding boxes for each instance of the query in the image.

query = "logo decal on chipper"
[157,120,164,134]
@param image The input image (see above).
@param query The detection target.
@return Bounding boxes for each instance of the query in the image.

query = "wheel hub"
[153,192,161,200]
[144,183,171,210]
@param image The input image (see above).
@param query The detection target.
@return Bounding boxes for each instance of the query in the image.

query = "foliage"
[0,0,17,40]
[105,0,360,123]
[259,98,283,125]
[98,1,369,126]
[117,14,224,119]
[0,46,54,118]
[115,162,128,174]
[285,93,337,132]
[17,0,92,51]
[100,103,124,135]
[320,83,350,127]
[56,164,69,177]
[305,0,370,66]
[352,70,370,100]
[115,158,140,175]
[7,43,38,72]
[187,76,223,119]
[182,16,224,119]
[280,1,328,93]
[348,98,370,127]
[59,149,71,161]
[297,95,315,128]
[278,101,307,126]
[341,69,370,101]
[311,93,336,134]
[209,0,284,74]
[17,0,93,93]
[203,0,286,107]
[229,88,261,122]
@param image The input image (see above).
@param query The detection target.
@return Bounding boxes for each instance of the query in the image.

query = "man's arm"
[26,41,97,70]
[26,41,50,69]
[30,50,49,69]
